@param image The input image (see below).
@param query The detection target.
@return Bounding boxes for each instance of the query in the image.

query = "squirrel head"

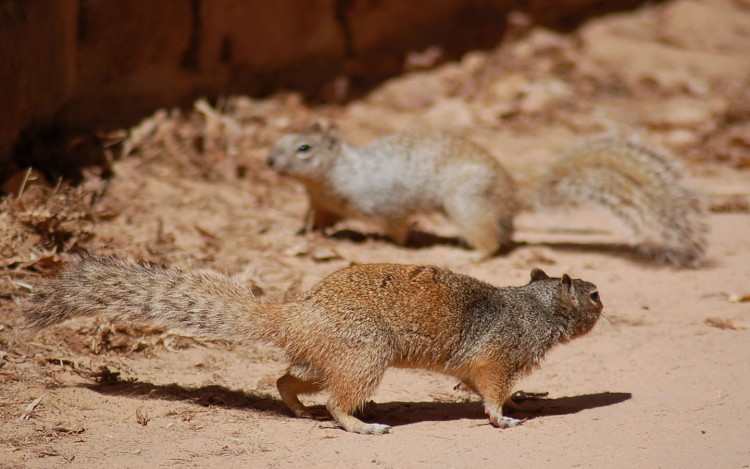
[527,268,603,340]
[267,124,341,179]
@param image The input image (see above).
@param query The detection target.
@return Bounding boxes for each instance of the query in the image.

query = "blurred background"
[1,0,651,182]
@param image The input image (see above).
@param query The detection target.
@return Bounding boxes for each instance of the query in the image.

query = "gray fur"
[268,130,707,266]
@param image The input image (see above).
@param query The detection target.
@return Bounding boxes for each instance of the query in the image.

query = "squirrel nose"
[266,153,275,168]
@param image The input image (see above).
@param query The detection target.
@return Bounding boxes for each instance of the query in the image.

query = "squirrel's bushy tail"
[24,256,283,343]
[526,138,708,267]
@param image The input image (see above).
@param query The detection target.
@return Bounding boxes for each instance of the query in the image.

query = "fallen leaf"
[53,422,86,434]
[704,317,746,330]
[311,247,342,262]
[283,241,309,257]
[727,293,750,303]
[19,396,43,421]
[136,407,150,426]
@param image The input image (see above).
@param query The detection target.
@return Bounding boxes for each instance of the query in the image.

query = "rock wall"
[0,0,648,175]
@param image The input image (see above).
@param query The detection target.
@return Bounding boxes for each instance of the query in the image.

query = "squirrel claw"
[489,415,526,429]
[366,423,392,435]
[347,422,392,435]
[293,409,315,419]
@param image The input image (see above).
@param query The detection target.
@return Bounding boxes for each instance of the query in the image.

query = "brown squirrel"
[25,256,603,434]
[267,127,707,267]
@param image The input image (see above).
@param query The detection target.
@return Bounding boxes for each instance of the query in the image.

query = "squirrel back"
[288,263,599,370]
[268,128,707,266]
[24,256,602,434]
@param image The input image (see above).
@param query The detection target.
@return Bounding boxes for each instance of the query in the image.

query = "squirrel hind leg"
[445,201,511,257]
[277,370,324,419]
[327,400,391,435]
[324,366,391,434]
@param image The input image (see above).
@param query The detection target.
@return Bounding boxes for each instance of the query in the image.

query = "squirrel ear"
[529,268,549,282]
[323,125,339,149]
[560,273,574,295]
[308,122,323,133]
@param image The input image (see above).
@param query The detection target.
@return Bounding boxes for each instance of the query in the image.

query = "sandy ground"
[2,0,750,467]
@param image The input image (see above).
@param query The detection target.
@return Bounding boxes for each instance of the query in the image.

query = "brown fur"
[267,129,707,267]
[25,256,603,434]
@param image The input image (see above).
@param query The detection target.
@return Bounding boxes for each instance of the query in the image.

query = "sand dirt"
[1,0,749,467]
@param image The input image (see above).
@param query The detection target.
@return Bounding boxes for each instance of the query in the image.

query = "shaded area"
[83,377,630,429]
[531,241,669,266]
[330,227,690,266]
[83,380,289,416]
[1,0,656,184]
[328,228,463,249]
[375,392,632,427]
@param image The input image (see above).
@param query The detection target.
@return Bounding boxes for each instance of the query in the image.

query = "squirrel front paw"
[489,414,526,429]
[485,403,526,428]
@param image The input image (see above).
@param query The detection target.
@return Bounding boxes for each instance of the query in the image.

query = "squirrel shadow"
[328,228,669,266]
[328,228,463,249]
[529,241,665,266]
[328,228,509,255]
[81,380,290,416]
[371,391,632,427]
[82,379,630,428]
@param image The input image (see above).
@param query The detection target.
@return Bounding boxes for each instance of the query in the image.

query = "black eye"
[297,144,311,153]
[590,291,600,303]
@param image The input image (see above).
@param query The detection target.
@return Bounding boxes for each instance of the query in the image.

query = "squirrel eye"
[590,291,600,303]
[297,144,311,153]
